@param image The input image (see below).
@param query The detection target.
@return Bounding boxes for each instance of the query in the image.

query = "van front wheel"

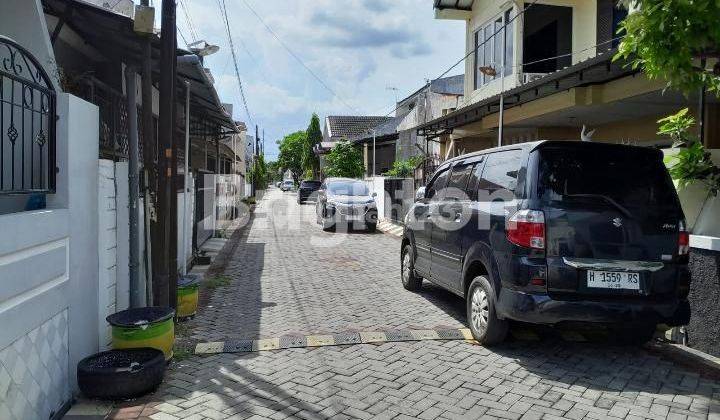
[467,276,508,346]
[401,245,422,291]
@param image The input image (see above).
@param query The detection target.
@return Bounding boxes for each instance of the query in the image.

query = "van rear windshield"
[537,148,678,208]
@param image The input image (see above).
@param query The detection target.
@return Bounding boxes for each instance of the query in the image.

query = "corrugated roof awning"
[177,55,237,134]
[43,0,238,133]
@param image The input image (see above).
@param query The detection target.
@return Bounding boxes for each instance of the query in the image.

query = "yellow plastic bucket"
[107,307,175,360]
[177,275,200,319]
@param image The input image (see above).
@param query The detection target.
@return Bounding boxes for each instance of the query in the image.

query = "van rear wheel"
[467,276,508,346]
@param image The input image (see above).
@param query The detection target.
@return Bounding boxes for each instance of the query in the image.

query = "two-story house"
[350,75,465,179]
[420,0,719,155]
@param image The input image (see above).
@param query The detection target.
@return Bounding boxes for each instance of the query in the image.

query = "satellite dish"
[188,40,220,57]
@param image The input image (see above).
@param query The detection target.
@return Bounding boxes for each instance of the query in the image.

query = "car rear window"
[537,147,678,208]
[301,181,321,188]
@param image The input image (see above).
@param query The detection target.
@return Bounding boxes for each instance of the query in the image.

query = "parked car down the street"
[402,140,691,346]
[316,178,378,232]
[297,180,322,204]
[280,180,295,191]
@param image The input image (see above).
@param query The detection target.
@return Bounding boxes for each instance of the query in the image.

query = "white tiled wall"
[0,309,69,420]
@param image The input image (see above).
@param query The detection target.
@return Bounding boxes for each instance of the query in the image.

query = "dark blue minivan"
[402,141,691,345]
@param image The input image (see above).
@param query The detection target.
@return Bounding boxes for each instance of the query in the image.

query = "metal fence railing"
[0,37,56,195]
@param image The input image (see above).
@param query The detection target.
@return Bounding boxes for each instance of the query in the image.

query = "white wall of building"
[178,175,195,274]
[1,2,101,418]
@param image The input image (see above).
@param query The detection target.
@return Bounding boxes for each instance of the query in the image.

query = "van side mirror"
[415,186,426,202]
[372,192,377,198]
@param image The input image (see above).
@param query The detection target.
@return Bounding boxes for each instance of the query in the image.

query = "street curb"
[646,341,720,378]
[195,328,476,354]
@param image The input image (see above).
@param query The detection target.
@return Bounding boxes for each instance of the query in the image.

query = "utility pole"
[125,66,141,308]
[497,13,507,148]
[156,0,177,308]
[140,0,156,307]
[372,129,376,176]
[254,125,259,195]
[182,81,190,276]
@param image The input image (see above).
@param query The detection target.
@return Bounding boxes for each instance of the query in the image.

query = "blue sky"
[171,0,465,160]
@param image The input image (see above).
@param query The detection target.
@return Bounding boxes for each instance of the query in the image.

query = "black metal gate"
[0,37,56,195]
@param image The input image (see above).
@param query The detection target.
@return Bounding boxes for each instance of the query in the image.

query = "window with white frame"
[473,8,514,91]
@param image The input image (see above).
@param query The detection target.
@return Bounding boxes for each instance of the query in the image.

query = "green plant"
[659,108,720,195]
[304,114,322,176]
[324,140,365,178]
[383,156,423,178]
[249,154,270,191]
[615,0,720,95]
[277,131,308,182]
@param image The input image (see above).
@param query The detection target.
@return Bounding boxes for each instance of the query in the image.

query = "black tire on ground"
[77,348,166,400]
[466,276,508,346]
[611,323,657,346]
[401,245,422,291]
[367,223,377,233]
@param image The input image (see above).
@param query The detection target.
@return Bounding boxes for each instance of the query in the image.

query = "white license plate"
[587,271,640,290]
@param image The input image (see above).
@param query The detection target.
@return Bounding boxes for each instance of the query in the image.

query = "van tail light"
[678,221,689,256]
[507,210,545,249]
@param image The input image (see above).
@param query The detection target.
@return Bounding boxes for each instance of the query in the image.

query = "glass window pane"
[505,9,514,76]
[474,30,482,90]
[495,19,503,72]
[427,168,450,201]
[484,25,493,84]
[445,164,474,201]
[478,150,523,198]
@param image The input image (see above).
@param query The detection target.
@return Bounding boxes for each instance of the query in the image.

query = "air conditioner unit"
[520,72,548,84]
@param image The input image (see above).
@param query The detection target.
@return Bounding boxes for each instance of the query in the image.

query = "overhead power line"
[239,0,358,113]
[178,0,199,42]
[364,3,626,137]
[366,0,542,133]
[217,0,255,126]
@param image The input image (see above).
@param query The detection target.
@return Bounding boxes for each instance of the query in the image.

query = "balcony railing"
[0,36,57,195]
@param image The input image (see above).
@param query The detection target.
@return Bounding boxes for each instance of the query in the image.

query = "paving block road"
[108,188,720,420]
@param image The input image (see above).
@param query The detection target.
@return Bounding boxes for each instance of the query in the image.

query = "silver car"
[315,178,378,232]
[280,180,294,191]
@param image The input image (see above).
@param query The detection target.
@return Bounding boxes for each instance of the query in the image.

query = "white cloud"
[172,0,465,159]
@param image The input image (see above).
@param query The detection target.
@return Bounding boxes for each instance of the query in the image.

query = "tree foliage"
[266,160,282,182]
[615,0,720,95]
[324,141,365,179]
[383,156,424,178]
[277,130,307,181]
[249,154,269,190]
[304,114,322,177]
